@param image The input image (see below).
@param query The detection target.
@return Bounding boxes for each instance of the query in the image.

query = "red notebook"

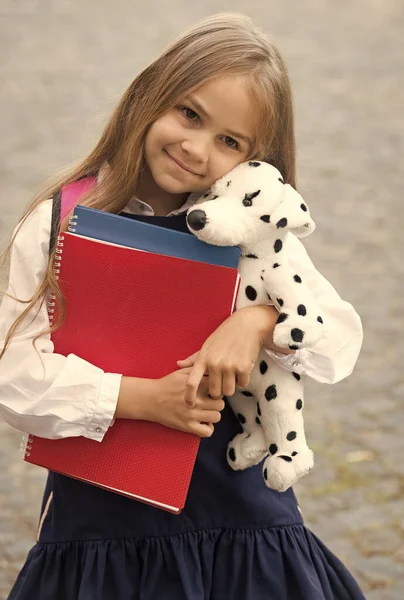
[22,232,239,513]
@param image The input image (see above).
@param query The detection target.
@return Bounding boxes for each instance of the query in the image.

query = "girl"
[0,13,364,600]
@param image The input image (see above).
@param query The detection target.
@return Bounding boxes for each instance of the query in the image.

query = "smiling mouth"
[165,150,202,176]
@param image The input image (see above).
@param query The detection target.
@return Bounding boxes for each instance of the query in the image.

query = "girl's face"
[143,74,260,202]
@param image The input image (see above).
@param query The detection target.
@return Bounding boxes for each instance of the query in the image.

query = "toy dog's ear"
[271,185,315,238]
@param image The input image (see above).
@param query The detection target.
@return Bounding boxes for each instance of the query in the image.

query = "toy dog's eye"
[242,190,261,207]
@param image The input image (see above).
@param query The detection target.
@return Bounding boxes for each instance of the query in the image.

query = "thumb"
[177,351,199,368]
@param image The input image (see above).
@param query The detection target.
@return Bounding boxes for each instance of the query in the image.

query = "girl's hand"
[177,305,287,407]
[143,367,225,438]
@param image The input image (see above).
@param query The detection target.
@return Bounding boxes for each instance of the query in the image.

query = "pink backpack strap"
[49,176,97,258]
[60,176,97,222]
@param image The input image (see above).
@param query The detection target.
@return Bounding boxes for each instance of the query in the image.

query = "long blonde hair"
[0,12,296,361]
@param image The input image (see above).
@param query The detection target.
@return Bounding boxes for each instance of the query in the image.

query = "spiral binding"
[46,235,64,326]
[68,213,78,233]
[47,213,78,325]
[20,434,34,458]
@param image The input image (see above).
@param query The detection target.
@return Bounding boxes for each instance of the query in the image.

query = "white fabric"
[263,230,363,384]
[0,196,363,442]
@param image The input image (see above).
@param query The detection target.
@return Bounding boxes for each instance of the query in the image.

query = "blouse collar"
[97,162,202,217]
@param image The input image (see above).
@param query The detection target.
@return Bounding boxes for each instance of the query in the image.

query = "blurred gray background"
[0,0,403,598]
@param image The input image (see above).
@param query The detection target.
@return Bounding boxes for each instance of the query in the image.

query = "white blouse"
[0,196,363,443]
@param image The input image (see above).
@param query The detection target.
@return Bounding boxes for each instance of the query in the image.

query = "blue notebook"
[69,206,241,269]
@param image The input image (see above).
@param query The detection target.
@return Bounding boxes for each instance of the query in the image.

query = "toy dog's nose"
[187,210,208,231]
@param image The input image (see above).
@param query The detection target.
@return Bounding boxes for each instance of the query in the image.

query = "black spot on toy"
[276,218,288,228]
[265,385,277,401]
[269,444,278,455]
[245,285,257,301]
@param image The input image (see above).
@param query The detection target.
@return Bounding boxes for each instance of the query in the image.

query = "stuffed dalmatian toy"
[186,161,324,492]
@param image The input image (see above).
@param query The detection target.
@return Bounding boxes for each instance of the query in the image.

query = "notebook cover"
[71,205,241,268]
[24,233,240,513]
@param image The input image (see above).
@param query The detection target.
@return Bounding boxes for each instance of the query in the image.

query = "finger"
[193,409,222,424]
[194,398,226,412]
[191,422,214,438]
[198,374,211,392]
[208,366,223,399]
[236,371,250,389]
[177,351,200,368]
[184,361,207,407]
[176,366,193,375]
[222,369,236,397]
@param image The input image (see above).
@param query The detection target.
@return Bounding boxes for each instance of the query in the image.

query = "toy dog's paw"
[273,313,324,350]
[227,430,267,471]
[262,447,314,492]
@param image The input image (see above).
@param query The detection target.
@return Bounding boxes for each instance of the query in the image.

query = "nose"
[181,134,210,164]
[187,210,208,231]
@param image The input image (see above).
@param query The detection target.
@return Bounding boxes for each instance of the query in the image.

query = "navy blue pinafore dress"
[9,213,365,600]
